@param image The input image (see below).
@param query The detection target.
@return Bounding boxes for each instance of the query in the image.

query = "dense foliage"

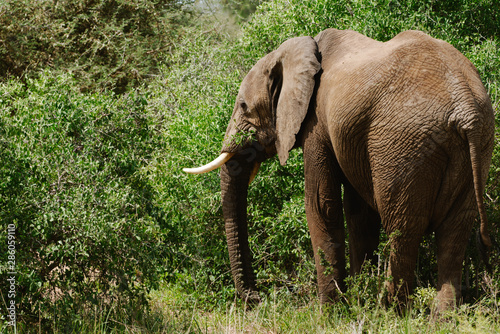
[0,0,194,93]
[0,75,171,328]
[219,0,262,20]
[0,0,499,331]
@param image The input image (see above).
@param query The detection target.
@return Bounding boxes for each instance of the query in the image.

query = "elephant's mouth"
[221,124,257,152]
[183,121,274,179]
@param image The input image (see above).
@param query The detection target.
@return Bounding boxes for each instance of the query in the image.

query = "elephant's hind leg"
[343,183,381,276]
[434,208,476,312]
[384,216,428,308]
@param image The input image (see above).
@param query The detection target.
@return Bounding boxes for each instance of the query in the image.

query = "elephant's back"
[317,29,486,99]
[317,29,491,139]
[314,29,383,72]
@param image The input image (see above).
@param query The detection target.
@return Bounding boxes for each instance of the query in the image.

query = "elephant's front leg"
[304,140,346,303]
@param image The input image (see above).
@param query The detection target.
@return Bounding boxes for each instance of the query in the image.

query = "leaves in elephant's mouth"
[231,128,257,146]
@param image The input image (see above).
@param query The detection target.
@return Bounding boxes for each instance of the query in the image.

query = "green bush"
[147,27,254,306]
[219,0,262,21]
[0,73,168,328]
[242,0,499,54]
[0,0,194,93]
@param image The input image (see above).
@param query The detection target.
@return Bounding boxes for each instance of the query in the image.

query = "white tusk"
[183,152,235,174]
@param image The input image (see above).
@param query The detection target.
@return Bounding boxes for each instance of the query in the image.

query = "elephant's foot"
[385,278,412,313]
[435,283,459,313]
[317,275,346,305]
[238,288,261,306]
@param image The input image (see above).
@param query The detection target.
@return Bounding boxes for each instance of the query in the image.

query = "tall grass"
[145,280,500,333]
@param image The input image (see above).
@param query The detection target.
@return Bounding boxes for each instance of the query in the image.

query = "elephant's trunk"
[220,155,260,304]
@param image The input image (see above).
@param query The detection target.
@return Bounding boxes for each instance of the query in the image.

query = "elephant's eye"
[240,101,248,112]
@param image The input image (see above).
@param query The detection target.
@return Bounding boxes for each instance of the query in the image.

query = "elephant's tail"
[468,129,493,272]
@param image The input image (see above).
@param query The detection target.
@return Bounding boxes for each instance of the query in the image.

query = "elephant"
[183,29,495,312]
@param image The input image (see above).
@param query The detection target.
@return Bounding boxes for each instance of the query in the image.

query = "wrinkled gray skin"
[218,29,494,312]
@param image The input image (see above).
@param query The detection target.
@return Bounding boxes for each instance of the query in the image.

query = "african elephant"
[184,29,495,311]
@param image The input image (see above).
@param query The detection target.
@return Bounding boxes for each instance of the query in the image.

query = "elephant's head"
[183,36,321,302]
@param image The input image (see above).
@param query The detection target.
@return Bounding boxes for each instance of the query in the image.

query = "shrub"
[0,0,194,93]
[219,0,262,21]
[0,73,168,329]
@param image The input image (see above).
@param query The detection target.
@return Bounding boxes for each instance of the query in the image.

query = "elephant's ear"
[271,36,321,165]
